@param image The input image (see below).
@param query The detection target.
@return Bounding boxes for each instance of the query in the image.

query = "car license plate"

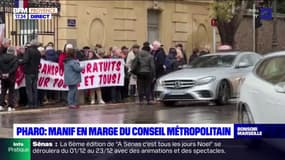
[170,90,184,95]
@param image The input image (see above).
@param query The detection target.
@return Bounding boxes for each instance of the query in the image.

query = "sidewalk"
[0,96,147,114]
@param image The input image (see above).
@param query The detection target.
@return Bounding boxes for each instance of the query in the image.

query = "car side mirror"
[275,82,285,93]
[236,62,250,68]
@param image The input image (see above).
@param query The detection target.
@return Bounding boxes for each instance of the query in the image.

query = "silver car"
[155,51,262,106]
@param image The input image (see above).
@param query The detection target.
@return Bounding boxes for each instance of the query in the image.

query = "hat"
[7,46,16,55]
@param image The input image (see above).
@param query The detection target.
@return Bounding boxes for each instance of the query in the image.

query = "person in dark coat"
[164,48,177,73]
[0,46,18,111]
[45,46,58,62]
[131,45,155,105]
[151,41,166,79]
[20,40,41,108]
[189,48,199,64]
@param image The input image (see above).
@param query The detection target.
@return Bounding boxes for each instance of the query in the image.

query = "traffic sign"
[211,18,217,27]
[260,7,272,20]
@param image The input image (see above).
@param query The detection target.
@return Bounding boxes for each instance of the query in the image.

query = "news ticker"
[13,8,58,20]
[12,124,285,139]
[1,138,284,160]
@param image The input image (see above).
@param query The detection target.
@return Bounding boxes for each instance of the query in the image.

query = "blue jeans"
[25,74,39,107]
[67,85,78,106]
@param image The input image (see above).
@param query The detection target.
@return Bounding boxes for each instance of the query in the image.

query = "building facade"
[1,0,214,57]
[58,0,213,56]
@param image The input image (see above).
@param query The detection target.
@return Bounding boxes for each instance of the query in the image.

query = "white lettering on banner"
[15,59,125,91]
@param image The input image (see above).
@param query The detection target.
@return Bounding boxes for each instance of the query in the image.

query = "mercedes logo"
[174,81,181,88]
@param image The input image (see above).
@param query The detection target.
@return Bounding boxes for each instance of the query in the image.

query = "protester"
[78,46,90,61]
[94,44,102,54]
[0,38,11,56]
[63,48,84,109]
[200,48,210,56]
[164,48,177,73]
[150,41,165,100]
[37,46,48,106]
[16,46,27,107]
[45,45,58,62]
[175,43,187,63]
[120,46,129,100]
[110,47,122,103]
[46,42,54,48]
[175,47,186,68]
[58,44,72,105]
[87,50,105,105]
[21,39,41,108]
[189,48,199,64]
[0,46,18,111]
[126,44,140,97]
[151,41,166,79]
[131,44,155,105]
[59,44,69,70]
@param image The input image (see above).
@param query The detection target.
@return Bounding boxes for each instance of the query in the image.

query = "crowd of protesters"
[0,38,209,111]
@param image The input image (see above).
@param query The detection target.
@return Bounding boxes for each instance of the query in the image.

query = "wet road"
[0,102,238,137]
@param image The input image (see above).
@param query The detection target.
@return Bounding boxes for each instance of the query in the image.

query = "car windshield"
[189,55,237,68]
[256,56,285,84]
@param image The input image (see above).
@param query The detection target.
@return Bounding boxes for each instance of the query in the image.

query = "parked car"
[155,51,261,106]
[238,51,285,123]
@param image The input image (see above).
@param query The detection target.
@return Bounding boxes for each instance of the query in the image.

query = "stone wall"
[235,15,285,54]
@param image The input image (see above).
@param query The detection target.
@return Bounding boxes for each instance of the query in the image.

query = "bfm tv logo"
[13,0,58,20]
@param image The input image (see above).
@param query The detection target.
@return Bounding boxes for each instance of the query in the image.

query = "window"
[239,55,252,66]
[190,55,237,68]
[19,20,38,45]
[147,10,160,43]
[239,54,261,66]
[256,56,285,84]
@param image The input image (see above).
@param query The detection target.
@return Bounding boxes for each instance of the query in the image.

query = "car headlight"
[196,76,216,85]
[156,79,164,87]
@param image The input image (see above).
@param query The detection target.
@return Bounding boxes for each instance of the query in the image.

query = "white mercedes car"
[238,51,285,123]
[155,51,261,106]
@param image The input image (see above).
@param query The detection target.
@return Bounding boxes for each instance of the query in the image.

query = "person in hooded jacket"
[64,48,84,109]
[0,46,18,111]
[131,45,155,105]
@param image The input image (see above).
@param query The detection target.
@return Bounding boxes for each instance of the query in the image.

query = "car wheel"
[162,101,176,106]
[215,80,230,105]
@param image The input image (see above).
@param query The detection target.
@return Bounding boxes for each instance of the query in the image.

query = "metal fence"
[0,0,60,48]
